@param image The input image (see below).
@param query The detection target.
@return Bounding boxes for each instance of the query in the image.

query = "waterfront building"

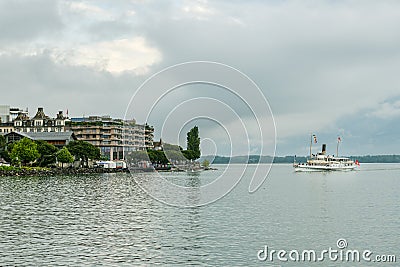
[13,107,69,133]
[153,138,163,151]
[4,131,77,148]
[145,124,155,149]
[0,105,29,123]
[0,105,10,123]
[0,122,14,134]
[10,107,28,122]
[67,116,155,160]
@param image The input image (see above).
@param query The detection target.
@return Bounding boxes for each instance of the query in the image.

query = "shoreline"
[0,166,128,177]
[0,166,217,177]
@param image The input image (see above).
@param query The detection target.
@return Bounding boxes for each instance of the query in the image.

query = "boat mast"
[336,136,341,157]
[309,133,313,159]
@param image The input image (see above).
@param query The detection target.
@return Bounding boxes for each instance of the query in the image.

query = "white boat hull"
[294,164,356,172]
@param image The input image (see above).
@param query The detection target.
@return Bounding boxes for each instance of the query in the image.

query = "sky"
[1,0,400,156]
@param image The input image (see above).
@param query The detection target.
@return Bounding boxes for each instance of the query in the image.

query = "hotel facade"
[0,105,155,160]
[13,107,68,133]
[66,116,154,160]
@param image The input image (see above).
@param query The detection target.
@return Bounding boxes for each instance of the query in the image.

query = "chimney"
[321,144,327,155]
[57,110,64,119]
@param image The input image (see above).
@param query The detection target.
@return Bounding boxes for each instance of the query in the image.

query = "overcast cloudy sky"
[1,0,400,156]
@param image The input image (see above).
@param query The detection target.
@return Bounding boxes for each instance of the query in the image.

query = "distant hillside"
[200,155,306,164]
[349,155,400,163]
[200,155,400,164]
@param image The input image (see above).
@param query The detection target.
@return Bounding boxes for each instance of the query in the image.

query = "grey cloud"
[132,1,400,137]
[86,20,135,41]
[1,0,400,155]
[0,0,63,43]
[0,52,143,119]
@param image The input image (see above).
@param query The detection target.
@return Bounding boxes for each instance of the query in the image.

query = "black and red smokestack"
[322,144,327,155]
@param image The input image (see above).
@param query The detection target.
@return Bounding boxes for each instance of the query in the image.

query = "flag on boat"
[313,134,317,143]
[355,159,360,166]
[338,136,342,142]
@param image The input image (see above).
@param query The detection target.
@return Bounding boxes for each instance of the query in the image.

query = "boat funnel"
[322,144,327,155]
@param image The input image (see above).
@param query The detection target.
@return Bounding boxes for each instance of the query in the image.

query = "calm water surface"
[0,164,399,266]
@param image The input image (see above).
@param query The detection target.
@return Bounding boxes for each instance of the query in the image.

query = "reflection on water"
[0,164,399,266]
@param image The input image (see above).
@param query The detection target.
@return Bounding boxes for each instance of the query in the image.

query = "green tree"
[35,140,58,167]
[1,142,14,163]
[57,147,74,168]
[0,135,5,150]
[146,150,169,164]
[185,126,201,160]
[66,140,100,167]
[201,159,210,168]
[0,135,6,161]
[10,138,40,166]
[182,150,195,161]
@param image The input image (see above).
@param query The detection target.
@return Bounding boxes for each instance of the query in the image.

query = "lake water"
[0,164,399,266]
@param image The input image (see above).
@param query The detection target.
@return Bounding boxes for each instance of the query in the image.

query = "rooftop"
[26,131,76,141]
[7,131,77,141]
[32,107,49,120]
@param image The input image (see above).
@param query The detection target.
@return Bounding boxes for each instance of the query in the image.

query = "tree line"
[0,135,100,168]
[126,126,201,165]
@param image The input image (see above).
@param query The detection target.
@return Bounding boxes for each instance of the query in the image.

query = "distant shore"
[202,154,400,164]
